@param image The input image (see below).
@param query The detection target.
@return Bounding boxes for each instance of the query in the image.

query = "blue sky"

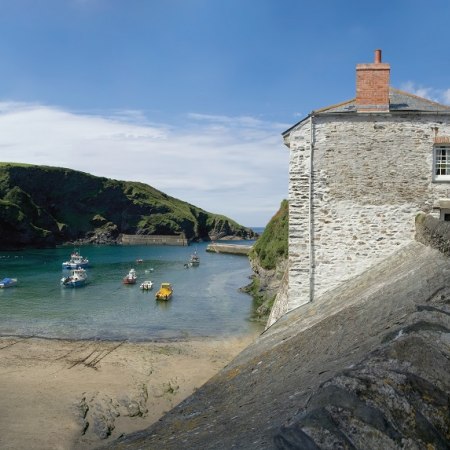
[1,0,450,226]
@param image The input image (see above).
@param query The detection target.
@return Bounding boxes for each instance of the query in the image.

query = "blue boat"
[0,277,17,288]
[61,268,87,288]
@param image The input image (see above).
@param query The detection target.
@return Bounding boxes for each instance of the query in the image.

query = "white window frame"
[433,145,450,181]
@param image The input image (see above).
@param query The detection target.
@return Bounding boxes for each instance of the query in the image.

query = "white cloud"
[399,81,450,105]
[442,89,450,105]
[0,102,288,226]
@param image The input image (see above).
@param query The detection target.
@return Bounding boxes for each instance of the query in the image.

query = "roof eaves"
[281,114,311,138]
[312,98,355,114]
[282,98,356,138]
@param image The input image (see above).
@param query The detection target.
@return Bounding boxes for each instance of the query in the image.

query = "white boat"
[190,251,200,267]
[62,251,89,269]
[61,268,87,288]
[123,268,137,285]
[0,277,17,288]
[140,280,153,290]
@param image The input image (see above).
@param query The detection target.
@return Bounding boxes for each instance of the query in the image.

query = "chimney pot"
[374,49,382,64]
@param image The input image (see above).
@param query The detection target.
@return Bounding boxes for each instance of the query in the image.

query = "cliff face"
[243,199,288,321]
[0,163,256,249]
[107,215,450,449]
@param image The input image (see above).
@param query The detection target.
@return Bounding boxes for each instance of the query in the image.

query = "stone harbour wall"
[120,234,188,246]
[285,113,450,313]
[206,243,252,255]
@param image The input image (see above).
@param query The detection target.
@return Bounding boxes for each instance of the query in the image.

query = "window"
[434,145,450,181]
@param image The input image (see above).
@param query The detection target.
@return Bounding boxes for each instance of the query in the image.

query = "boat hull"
[155,292,172,300]
[62,279,86,288]
[0,278,17,288]
[62,261,89,269]
[140,281,153,290]
[61,269,87,288]
[123,269,137,285]
[155,283,173,301]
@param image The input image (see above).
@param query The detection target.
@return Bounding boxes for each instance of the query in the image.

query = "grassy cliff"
[0,163,256,249]
[244,199,288,320]
[249,199,288,270]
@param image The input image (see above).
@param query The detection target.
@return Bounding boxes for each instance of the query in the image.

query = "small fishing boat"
[140,280,153,290]
[62,251,89,269]
[61,268,87,288]
[190,251,200,267]
[0,277,17,288]
[155,282,173,301]
[123,268,137,285]
[136,258,144,264]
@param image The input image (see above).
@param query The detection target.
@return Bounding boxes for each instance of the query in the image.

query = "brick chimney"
[356,49,390,112]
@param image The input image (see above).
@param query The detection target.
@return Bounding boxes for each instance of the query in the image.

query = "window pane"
[435,146,450,176]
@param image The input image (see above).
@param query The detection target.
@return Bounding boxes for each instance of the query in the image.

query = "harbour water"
[0,240,264,341]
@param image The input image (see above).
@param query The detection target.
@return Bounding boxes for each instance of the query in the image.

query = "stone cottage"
[277,49,450,318]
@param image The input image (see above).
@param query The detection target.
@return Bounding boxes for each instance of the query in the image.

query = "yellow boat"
[155,282,173,301]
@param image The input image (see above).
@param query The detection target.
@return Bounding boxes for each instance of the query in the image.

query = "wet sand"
[0,334,258,449]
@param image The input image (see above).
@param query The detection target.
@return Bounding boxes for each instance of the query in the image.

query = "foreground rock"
[106,220,450,449]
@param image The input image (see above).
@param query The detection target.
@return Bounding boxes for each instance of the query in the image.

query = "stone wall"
[206,243,252,255]
[120,234,188,246]
[415,212,450,255]
[285,112,450,313]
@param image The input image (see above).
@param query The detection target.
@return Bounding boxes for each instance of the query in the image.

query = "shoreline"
[0,332,259,449]
[0,332,255,343]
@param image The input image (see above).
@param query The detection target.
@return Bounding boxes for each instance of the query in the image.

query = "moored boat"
[155,282,173,301]
[123,268,137,285]
[0,277,18,288]
[140,280,153,290]
[190,251,200,267]
[62,251,89,269]
[61,268,87,288]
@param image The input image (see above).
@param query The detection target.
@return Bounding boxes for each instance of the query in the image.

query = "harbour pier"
[206,243,253,256]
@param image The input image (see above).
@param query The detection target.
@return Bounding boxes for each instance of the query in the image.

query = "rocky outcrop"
[105,216,450,449]
[0,164,255,249]
[243,257,288,320]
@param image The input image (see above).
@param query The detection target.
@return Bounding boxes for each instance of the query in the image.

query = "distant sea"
[0,240,264,342]
[251,227,265,235]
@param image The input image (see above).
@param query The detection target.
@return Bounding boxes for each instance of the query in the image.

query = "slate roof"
[283,88,450,137]
[315,87,450,114]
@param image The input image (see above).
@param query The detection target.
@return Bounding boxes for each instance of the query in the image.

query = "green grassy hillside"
[0,163,255,249]
[250,199,288,270]
[244,199,288,321]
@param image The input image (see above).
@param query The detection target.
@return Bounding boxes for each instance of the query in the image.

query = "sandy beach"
[0,333,259,450]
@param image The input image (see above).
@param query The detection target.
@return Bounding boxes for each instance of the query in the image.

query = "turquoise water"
[0,242,263,341]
